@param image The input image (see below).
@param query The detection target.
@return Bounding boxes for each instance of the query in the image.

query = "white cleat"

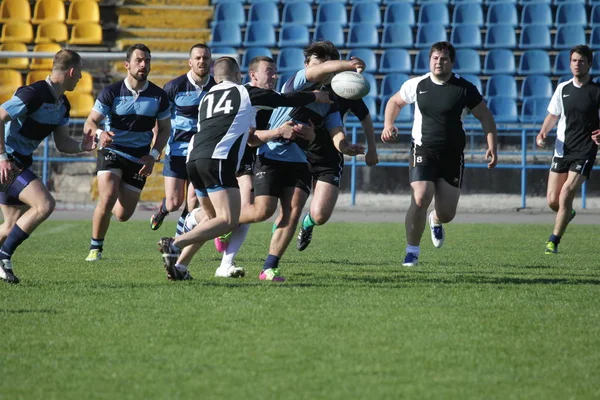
[428,211,445,249]
[215,262,245,278]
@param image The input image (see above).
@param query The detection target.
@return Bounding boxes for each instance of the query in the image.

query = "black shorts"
[409,145,464,188]
[96,148,146,191]
[0,156,37,206]
[186,157,239,197]
[308,152,344,187]
[253,155,311,197]
[551,155,595,179]
[162,154,187,180]
[236,145,256,178]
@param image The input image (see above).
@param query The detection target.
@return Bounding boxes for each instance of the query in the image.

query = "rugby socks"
[406,244,420,256]
[159,198,169,214]
[221,224,250,267]
[175,206,188,237]
[90,238,104,251]
[263,254,280,270]
[0,224,29,260]
[549,234,561,246]
[302,214,317,229]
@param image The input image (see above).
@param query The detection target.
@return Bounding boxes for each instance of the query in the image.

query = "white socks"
[220,224,250,267]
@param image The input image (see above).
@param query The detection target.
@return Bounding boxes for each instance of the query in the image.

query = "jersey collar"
[124,77,149,97]
[44,76,60,101]
[187,71,211,89]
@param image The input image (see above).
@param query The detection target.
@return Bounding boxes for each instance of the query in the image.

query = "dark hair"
[248,55,276,73]
[570,45,593,65]
[429,41,456,63]
[303,40,340,64]
[52,49,81,71]
[189,43,211,57]
[126,44,151,62]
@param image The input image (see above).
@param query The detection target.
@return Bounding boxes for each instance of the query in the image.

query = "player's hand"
[592,129,600,145]
[536,132,547,147]
[313,90,333,104]
[80,132,96,152]
[349,57,366,74]
[342,143,366,156]
[138,155,155,177]
[295,119,315,142]
[0,159,17,184]
[277,121,298,141]
[381,126,399,142]
[365,149,379,166]
[486,147,498,169]
[98,130,115,148]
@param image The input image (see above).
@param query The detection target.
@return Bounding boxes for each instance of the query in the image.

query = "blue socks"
[549,234,561,245]
[90,238,104,251]
[0,224,30,260]
[302,214,316,230]
[263,254,280,270]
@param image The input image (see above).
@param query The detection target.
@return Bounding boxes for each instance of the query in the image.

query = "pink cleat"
[214,232,231,253]
[259,268,286,282]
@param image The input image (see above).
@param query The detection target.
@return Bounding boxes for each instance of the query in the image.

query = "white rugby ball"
[331,71,370,100]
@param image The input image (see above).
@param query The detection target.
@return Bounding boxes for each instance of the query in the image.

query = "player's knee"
[310,209,330,225]
[436,209,456,224]
[255,205,276,222]
[165,197,183,212]
[412,194,431,209]
[114,210,134,222]
[35,197,55,218]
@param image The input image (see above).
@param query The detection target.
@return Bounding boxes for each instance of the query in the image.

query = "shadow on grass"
[0,308,59,314]
[342,274,600,286]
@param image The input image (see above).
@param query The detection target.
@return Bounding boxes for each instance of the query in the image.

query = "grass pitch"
[1,219,599,399]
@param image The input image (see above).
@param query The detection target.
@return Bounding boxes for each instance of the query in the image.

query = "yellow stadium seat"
[0,43,29,69]
[25,69,49,85]
[30,42,61,69]
[31,0,65,24]
[66,93,93,118]
[0,0,31,23]
[0,69,22,92]
[66,0,99,25]
[35,21,68,43]
[0,91,14,104]
[68,22,102,45]
[1,21,34,43]
[73,70,93,94]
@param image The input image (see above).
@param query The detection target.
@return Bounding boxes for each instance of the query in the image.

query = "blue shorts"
[0,167,37,206]
[162,155,188,180]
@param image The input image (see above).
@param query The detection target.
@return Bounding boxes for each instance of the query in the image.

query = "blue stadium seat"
[211,46,238,56]
[518,50,551,75]
[363,72,378,98]
[211,0,244,3]
[555,3,587,27]
[483,49,515,75]
[415,25,447,48]
[484,24,516,49]
[452,2,484,26]
[212,2,245,27]
[319,0,346,2]
[347,48,377,72]
[554,26,586,50]
[282,2,314,26]
[461,74,482,94]
[276,72,295,92]
[521,3,552,26]
[413,49,429,74]
[379,96,413,122]
[590,27,600,50]
[278,24,310,47]
[520,97,550,123]
[418,3,450,26]
[553,51,571,76]
[241,47,272,73]
[383,0,415,3]
[350,3,382,26]
[591,4,600,27]
[247,0,279,3]
[379,48,411,73]
[350,0,382,3]
[450,24,482,48]
[521,75,553,100]
[593,52,600,74]
[486,2,518,27]
[248,2,279,26]
[487,97,518,123]
[519,25,551,50]
[452,0,483,3]
[383,3,415,26]
[558,75,573,84]
[380,73,410,98]
[381,24,413,48]
[313,23,345,47]
[486,0,516,3]
[277,47,305,72]
[284,0,313,3]
[454,48,481,74]
[243,22,276,47]
[520,0,550,4]
[485,75,517,99]
[346,23,379,48]
[554,0,584,3]
[315,3,348,26]
[347,96,378,122]
[209,22,242,47]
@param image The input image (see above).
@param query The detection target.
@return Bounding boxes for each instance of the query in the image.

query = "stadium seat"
[590,27,600,50]
[454,49,480,74]
[0,69,22,93]
[553,50,570,75]
[68,22,102,45]
[450,24,482,48]
[554,26,586,50]
[461,74,482,95]
[520,97,550,123]
[0,0,31,23]
[486,2,517,27]
[521,75,553,100]
[211,2,245,27]
[347,48,377,72]
[282,2,314,26]
[487,97,518,123]
[451,0,483,3]
[363,72,377,97]
[278,24,309,47]
[486,0,516,3]
[380,24,412,48]
[555,3,586,27]
[383,3,415,26]
[315,3,348,26]
[452,2,484,26]
[383,0,415,3]
[593,52,600,74]
[591,4,600,27]
[73,70,93,94]
[31,0,65,24]
[211,47,237,56]
[519,25,551,50]
[276,47,304,72]
[415,25,447,48]
[560,75,573,84]
[379,48,411,73]
[380,73,409,98]
[418,3,449,26]
[66,0,100,25]
[276,71,294,92]
[379,96,412,122]
[243,22,276,47]
[30,42,61,70]
[345,95,378,122]
[485,75,517,99]
[346,23,378,48]
[484,24,516,49]
[521,3,552,27]
[0,21,34,43]
[240,47,272,73]
[350,3,382,26]
[517,50,551,75]
[0,43,28,69]
[66,93,94,118]
[25,69,48,85]
[313,23,345,47]
[483,49,515,75]
[248,2,279,26]
[0,91,13,104]
[209,22,242,48]
[413,49,430,74]
[35,21,67,43]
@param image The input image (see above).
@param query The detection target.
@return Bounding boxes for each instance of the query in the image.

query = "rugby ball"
[331,71,371,100]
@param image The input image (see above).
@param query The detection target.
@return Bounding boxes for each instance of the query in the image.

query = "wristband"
[150,148,161,161]
[0,153,8,161]
[95,129,103,138]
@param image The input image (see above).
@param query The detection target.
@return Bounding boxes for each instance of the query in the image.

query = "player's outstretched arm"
[84,109,114,148]
[471,101,498,169]
[536,113,559,147]
[0,107,17,185]
[138,117,171,177]
[381,92,407,142]
[330,126,365,156]
[360,114,379,166]
[53,126,96,153]
[305,58,366,83]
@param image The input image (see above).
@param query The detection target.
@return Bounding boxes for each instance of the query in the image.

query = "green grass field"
[1,219,599,400]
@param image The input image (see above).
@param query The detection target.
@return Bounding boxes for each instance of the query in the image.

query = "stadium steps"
[115,38,209,52]
[118,28,210,41]
[122,0,209,6]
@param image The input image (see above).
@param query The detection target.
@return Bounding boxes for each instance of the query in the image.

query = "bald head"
[213,56,241,84]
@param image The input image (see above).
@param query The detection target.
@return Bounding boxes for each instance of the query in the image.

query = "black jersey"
[547,78,600,160]
[399,73,483,153]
